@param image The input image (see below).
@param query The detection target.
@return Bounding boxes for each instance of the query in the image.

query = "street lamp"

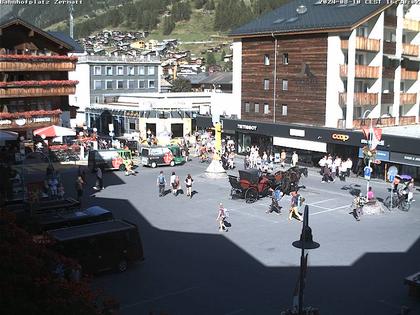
[292,205,320,315]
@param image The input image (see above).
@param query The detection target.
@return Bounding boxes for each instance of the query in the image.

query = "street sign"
[364,166,372,180]
[388,166,398,182]
[389,174,395,182]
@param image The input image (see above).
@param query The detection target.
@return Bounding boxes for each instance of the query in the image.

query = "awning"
[0,130,18,141]
[34,125,76,137]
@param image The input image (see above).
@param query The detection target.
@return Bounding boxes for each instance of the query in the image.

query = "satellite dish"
[296,5,307,14]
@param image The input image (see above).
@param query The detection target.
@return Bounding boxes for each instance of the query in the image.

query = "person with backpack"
[185,174,194,198]
[289,190,303,221]
[266,187,283,214]
[157,171,166,197]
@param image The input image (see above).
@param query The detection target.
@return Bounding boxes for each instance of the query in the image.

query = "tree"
[204,0,215,10]
[162,16,175,35]
[171,77,192,92]
[220,50,226,62]
[206,51,217,66]
[194,0,207,9]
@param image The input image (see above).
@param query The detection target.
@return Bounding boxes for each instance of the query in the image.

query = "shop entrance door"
[171,123,184,138]
[146,123,156,137]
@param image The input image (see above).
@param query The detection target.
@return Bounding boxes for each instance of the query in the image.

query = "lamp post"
[361,109,373,196]
[292,205,320,315]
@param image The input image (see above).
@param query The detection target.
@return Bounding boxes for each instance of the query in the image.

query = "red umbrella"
[33,125,76,137]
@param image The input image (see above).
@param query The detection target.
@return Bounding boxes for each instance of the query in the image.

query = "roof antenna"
[68,3,74,38]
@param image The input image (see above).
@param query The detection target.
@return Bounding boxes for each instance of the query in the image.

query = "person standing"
[94,167,104,190]
[185,174,194,198]
[291,151,298,167]
[75,175,84,203]
[289,191,303,221]
[280,149,286,168]
[216,203,228,232]
[157,171,166,197]
[170,171,177,195]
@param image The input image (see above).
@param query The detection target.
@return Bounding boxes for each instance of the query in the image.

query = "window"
[106,66,113,75]
[138,80,145,89]
[264,103,269,114]
[148,66,155,75]
[400,82,405,92]
[93,80,102,90]
[128,80,136,89]
[139,66,145,75]
[129,122,136,130]
[105,80,113,89]
[245,102,250,112]
[282,53,288,65]
[255,103,259,113]
[117,66,124,75]
[94,66,101,75]
[117,80,124,89]
[282,104,288,116]
[356,26,368,37]
[145,66,149,75]
[95,96,101,103]
[264,79,270,90]
[264,54,270,65]
[148,80,155,89]
[282,79,288,91]
[128,66,135,75]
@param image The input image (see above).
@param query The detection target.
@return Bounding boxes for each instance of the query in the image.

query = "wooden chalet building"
[0,18,81,138]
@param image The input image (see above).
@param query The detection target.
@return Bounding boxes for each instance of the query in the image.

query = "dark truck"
[47,219,144,274]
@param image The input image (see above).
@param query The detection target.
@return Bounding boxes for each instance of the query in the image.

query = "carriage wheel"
[245,188,258,203]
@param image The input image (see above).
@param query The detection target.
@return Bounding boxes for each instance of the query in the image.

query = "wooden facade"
[241,34,328,126]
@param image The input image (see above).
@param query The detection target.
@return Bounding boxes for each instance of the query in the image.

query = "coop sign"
[237,124,257,131]
[33,117,51,123]
[332,133,349,141]
[0,119,12,125]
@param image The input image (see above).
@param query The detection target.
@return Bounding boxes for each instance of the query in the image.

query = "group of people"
[318,155,353,183]
[244,148,299,173]
[157,171,194,198]
[266,187,305,222]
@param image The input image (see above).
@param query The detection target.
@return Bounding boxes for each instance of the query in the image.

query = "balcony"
[400,93,417,105]
[339,92,378,106]
[403,18,420,32]
[0,80,78,98]
[381,93,394,104]
[383,41,396,55]
[384,15,397,28]
[340,64,380,79]
[0,55,77,72]
[402,43,419,57]
[341,37,381,52]
[338,116,418,129]
[399,116,417,125]
[401,68,418,80]
[0,109,61,130]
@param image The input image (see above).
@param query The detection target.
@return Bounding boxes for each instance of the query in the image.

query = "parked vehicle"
[88,149,133,171]
[228,169,271,203]
[140,145,185,168]
[48,219,144,273]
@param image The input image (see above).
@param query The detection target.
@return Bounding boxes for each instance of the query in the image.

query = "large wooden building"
[0,18,80,138]
[230,1,420,129]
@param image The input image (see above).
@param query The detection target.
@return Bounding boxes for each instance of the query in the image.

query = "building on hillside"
[196,1,420,177]
[69,54,161,127]
[179,72,232,93]
[0,17,81,138]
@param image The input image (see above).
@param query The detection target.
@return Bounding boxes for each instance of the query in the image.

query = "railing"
[384,15,397,28]
[341,37,381,52]
[338,116,418,129]
[383,41,396,55]
[0,110,61,130]
[340,64,380,78]
[381,93,394,104]
[339,92,379,106]
[0,80,77,98]
[401,68,418,80]
[0,55,77,71]
[77,55,160,63]
[400,93,417,105]
[402,43,419,57]
[403,18,420,32]
[399,116,417,125]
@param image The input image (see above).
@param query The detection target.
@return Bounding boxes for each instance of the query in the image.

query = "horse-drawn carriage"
[268,166,308,195]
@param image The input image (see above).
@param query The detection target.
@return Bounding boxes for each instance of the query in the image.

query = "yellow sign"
[332,134,349,141]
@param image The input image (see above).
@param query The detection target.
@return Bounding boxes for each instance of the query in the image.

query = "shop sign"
[332,133,349,142]
[15,118,26,126]
[358,148,389,161]
[289,128,305,137]
[361,138,385,146]
[237,124,257,131]
[33,117,51,123]
[391,152,420,167]
[0,119,12,125]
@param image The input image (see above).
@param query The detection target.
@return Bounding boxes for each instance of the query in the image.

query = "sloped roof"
[199,72,232,85]
[179,73,209,85]
[48,31,84,53]
[230,0,391,37]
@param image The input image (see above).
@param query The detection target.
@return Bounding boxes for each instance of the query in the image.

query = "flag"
[362,127,382,150]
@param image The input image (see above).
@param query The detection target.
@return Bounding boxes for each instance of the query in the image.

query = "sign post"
[364,166,372,196]
[388,166,398,209]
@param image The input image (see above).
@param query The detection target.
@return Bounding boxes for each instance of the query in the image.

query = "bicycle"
[384,189,412,211]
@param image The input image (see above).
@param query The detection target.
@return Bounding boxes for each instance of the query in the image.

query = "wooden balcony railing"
[403,18,420,32]
[340,64,380,78]
[0,55,77,72]
[338,116,418,129]
[0,80,77,98]
[384,15,397,28]
[402,43,419,57]
[400,93,417,105]
[401,68,418,80]
[381,93,394,104]
[0,110,61,130]
[399,116,417,125]
[341,37,381,52]
[339,92,379,106]
[383,41,396,55]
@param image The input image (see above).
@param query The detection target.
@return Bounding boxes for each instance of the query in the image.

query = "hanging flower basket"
[0,109,62,119]
[0,80,79,88]
[362,145,377,161]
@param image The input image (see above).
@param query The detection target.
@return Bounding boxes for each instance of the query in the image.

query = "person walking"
[170,171,177,195]
[75,175,84,203]
[157,171,166,197]
[291,151,298,167]
[216,203,228,232]
[280,149,286,168]
[289,190,303,221]
[266,187,283,214]
[94,167,104,190]
[185,174,194,198]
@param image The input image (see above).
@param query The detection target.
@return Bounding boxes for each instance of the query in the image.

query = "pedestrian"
[266,187,283,214]
[291,151,298,167]
[75,175,84,202]
[216,203,228,232]
[94,167,104,190]
[352,192,364,221]
[78,166,86,183]
[157,171,166,197]
[367,186,375,201]
[280,149,286,168]
[185,173,194,198]
[170,171,177,195]
[289,190,303,221]
[125,160,136,176]
[318,155,327,175]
